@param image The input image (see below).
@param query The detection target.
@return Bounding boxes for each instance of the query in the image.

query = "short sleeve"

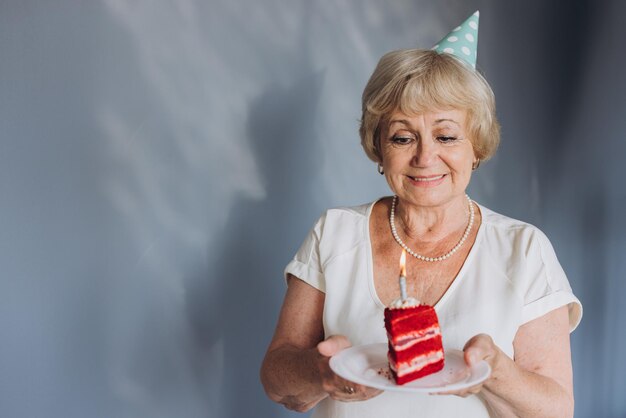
[521,229,583,332]
[284,213,326,292]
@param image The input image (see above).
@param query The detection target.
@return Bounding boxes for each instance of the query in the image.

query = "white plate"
[329,343,490,393]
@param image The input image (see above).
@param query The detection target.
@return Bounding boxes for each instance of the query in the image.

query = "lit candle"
[399,249,407,301]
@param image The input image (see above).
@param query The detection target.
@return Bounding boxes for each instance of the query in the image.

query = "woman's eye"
[391,135,414,145]
[437,136,458,143]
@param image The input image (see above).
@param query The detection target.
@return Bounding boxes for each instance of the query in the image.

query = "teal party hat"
[431,11,480,68]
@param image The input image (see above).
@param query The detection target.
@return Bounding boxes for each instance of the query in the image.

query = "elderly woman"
[260,12,581,418]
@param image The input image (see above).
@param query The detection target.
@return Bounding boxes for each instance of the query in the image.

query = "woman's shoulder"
[311,199,382,248]
[326,200,378,217]
[476,203,555,255]
[479,203,543,234]
[318,199,380,225]
[475,204,581,331]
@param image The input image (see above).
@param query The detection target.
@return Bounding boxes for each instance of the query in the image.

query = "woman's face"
[379,108,476,209]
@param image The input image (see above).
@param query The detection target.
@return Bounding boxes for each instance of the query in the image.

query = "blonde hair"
[359,49,500,162]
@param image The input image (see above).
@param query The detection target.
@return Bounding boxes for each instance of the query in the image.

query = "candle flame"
[400,249,407,277]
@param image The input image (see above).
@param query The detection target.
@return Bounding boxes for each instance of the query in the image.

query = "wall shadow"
[186,70,326,418]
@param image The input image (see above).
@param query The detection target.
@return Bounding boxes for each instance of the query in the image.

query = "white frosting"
[393,350,445,377]
[389,297,420,309]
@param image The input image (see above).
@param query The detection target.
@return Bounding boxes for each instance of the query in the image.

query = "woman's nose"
[411,138,437,167]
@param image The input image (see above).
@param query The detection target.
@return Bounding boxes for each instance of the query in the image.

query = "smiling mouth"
[408,174,446,182]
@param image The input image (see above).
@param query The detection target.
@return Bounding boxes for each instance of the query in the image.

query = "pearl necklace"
[390,195,475,262]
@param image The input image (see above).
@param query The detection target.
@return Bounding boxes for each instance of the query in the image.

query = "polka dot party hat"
[431,11,479,68]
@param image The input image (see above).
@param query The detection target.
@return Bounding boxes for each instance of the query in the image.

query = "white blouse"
[284,199,582,418]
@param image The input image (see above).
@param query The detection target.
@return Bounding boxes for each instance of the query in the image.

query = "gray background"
[1,1,625,417]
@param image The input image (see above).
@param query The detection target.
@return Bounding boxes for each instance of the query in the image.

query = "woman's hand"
[434,308,574,417]
[317,335,384,402]
[434,333,500,397]
[261,278,385,411]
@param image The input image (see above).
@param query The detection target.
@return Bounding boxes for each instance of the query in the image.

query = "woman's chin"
[397,189,465,208]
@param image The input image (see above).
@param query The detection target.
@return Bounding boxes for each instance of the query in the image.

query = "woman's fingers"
[328,382,383,401]
[317,335,352,357]
[463,333,497,367]
[433,334,498,398]
[316,335,383,402]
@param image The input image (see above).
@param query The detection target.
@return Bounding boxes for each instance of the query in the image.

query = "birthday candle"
[399,249,407,301]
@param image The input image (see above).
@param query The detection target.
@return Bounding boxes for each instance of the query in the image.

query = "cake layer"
[387,334,443,364]
[389,348,444,374]
[387,324,441,350]
[390,357,445,385]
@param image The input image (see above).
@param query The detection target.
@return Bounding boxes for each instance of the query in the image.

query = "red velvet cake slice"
[384,300,444,385]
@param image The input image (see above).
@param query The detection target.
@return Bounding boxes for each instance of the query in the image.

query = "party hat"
[431,11,480,68]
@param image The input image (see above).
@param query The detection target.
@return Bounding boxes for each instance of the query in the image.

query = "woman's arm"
[260,274,382,412]
[458,306,574,418]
